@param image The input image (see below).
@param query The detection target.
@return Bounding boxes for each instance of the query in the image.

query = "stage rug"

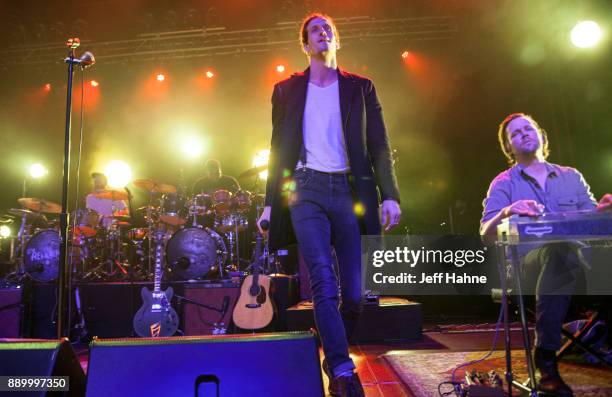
[384,350,612,397]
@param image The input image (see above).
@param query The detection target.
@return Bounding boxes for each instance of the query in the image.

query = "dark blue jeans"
[289,167,363,377]
[522,243,586,351]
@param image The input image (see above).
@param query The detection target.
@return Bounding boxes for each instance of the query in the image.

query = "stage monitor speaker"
[86,331,323,397]
[0,338,86,396]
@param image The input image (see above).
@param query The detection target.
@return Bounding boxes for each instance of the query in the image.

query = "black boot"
[322,358,340,397]
[335,373,365,397]
[534,347,574,397]
[322,359,365,397]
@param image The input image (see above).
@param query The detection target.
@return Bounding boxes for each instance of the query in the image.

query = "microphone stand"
[57,38,88,338]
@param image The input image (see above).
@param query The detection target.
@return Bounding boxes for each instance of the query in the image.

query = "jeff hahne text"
[370,246,488,285]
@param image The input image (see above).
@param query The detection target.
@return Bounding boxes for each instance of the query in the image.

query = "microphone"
[259,220,270,231]
[64,51,95,68]
[78,51,95,67]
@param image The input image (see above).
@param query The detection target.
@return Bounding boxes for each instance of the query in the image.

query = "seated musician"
[191,159,240,196]
[86,172,129,227]
[480,113,611,397]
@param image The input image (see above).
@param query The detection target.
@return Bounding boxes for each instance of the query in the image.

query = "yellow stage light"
[104,160,132,188]
[0,225,11,238]
[252,149,270,180]
[571,20,602,48]
[29,163,47,179]
[180,136,204,159]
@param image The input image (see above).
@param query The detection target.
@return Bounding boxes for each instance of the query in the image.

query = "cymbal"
[137,205,158,212]
[133,179,177,194]
[18,197,61,214]
[92,189,129,200]
[102,215,131,222]
[239,164,267,179]
[8,208,47,220]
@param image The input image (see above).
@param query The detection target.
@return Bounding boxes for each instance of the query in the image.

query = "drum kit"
[2,169,270,285]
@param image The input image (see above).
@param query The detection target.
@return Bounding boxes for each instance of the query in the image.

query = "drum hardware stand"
[70,285,90,342]
[5,213,31,283]
[495,240,540,397]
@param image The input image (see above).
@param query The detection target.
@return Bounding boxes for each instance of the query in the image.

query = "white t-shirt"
[85,193,127,227]
[297,81,350,173]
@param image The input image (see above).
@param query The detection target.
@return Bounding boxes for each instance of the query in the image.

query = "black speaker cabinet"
[0,285,24,337]
[86,331,323,397]
[0,338,86,396]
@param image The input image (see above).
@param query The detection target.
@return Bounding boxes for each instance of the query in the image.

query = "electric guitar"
[232,227,274,330]
[133,230,179,337]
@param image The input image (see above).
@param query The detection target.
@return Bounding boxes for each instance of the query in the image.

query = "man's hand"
[257,206,272,234]
[502,200,544,218]
[381,199,401,231]
[596,193,612,211]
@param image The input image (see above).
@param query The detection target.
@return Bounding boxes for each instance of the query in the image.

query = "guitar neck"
[153,231,163,293]
[253,233,263,276]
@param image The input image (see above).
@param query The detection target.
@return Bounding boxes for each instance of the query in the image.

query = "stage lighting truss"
[0,16,456,68]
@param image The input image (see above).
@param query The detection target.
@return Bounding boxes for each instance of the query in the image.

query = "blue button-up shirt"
[481,162,597,226]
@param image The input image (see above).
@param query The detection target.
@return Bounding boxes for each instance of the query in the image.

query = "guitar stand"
[558,310,612,366]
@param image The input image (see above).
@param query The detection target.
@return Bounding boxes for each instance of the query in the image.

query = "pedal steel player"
[258,13,401,397]
[480,113,611,397]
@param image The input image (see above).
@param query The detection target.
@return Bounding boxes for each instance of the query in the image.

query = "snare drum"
[159,194,187,226]
[215,214,249,233]
[189,193,213,216]
[72,209,100,245]
[128,227,148,241]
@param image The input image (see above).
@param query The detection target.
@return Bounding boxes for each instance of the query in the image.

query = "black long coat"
[264,67,401,250]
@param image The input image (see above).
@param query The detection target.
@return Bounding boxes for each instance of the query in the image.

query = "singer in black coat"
[265,67,401,250]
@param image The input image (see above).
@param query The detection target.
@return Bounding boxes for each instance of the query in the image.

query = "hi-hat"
[8,208,47,221]
[133,179,177,194]
[18,197,61,214]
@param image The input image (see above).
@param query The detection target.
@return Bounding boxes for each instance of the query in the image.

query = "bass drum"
[24,229,60,282]
[165,227,227,280]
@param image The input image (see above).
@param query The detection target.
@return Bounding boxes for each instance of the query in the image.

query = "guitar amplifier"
[182,280,241,336]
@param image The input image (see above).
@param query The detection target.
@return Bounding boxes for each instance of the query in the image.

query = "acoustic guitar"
[232,226,274,330]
